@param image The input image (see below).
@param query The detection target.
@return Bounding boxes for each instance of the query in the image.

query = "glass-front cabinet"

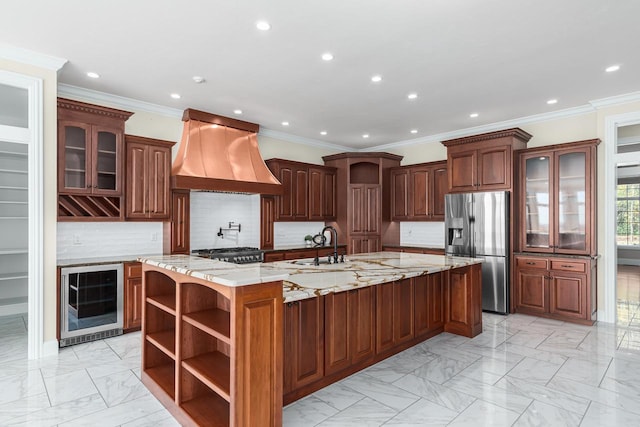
[519,142,596,256]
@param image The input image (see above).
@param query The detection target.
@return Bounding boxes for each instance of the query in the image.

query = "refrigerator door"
[445,193,473,257]
[474,191,509,257]
[476,255,508,314]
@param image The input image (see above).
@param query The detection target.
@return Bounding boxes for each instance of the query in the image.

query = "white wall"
[57,222,163,260]
[190,192,261,249]
[400,222,445,248]
[274,222,327,248]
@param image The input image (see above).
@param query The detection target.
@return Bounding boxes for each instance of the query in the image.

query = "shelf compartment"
[146,330,176,359]
[144,341,176,399]
[180,367,230,427]
[182,351,231,401]
[145,271,176,314]
[146,295,176,315]
[183,309,231,344]
[181,282,231,343]
[145,302,176,358]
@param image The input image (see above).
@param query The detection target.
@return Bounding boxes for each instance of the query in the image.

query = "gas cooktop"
[192,247,264,264]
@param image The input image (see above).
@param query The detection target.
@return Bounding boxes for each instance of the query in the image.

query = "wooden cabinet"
[265,159,336,222]
[445,264,483,337]
[518,140,599,256]
[390,161,447,221]
[142,265,283,426]
[376,279,414,354]
[283,297,324,395]
[125,135,174,220]
[414,273,445,338]
[324,287,375,376]
[442,128,531,193]
[124,262,143,331]
[382,246,445,255]
[349,236,381,254]
[514,254,595,324]
[164,191,190,254]
[260,196,276,250]
[262,246,347,263]
[57,98,133,220]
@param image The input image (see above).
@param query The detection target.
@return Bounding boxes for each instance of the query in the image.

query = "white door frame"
[602,111,640,324]
[0,70,45,358]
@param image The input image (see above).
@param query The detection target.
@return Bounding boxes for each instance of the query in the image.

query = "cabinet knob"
[86,184,91,188]
[525,262,535,265]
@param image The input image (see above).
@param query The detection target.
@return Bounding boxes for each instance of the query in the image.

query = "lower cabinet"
[350,235,381,254]
[376,278,414,354]
[283,297,324,395]
[514,255,596,324]
[446,265,483,337]
[123,262,142,331]
[414,273,445,338]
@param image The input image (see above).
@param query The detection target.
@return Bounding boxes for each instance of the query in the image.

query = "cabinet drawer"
[284,250,317,260]
[550,260,586,273]
[516,257,548,269]
[125,262,142,278]
[264,252,285,262]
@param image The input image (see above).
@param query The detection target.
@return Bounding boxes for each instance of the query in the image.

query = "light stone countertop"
[139,252,481,302]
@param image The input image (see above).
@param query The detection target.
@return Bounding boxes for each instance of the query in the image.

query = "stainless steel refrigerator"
[445,191,509,314]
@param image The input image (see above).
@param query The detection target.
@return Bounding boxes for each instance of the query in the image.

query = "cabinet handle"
[560,264,574,268]
[86,184,91,188]
[525,262,536,265]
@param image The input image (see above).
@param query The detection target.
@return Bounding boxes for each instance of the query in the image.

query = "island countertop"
[139,251,481,302]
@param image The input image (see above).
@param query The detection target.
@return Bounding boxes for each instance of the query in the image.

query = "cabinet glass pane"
[64,126,87,189]
[67,270,118,331]
[524,156,551,248]
[0,84,28,128]
[96,131,117,190]
[558,152,586,251]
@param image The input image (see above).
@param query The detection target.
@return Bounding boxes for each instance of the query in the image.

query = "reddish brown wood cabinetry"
[442,128,531,193]
[376,279,414,354]
[390,161,447,221]
[57,98,133,220]
[260,196,276,250]
[445,264,482,337]
[283,297,324,395]
[125,135,174,220]
[164,191,190,254]
[513,254,595,324]
[414,273,445,338]
[124,262,143,331]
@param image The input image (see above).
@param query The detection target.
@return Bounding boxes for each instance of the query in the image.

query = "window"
[617,183,640,246]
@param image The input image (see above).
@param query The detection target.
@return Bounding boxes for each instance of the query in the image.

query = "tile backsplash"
[57,222,163,260]
[274,222,326,248]
[190,192,260,249]
[400,222,445,248]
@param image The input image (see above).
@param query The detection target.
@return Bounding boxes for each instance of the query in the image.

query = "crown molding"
[258,128,352,152]
[590,91,640,109]
[0,44,67,71]
[57,84,182,118]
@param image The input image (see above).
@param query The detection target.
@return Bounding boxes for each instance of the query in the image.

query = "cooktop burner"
[192,247,264,264]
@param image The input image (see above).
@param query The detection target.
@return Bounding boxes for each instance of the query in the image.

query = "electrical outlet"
[72,234,81,245]
[151,232,158,242]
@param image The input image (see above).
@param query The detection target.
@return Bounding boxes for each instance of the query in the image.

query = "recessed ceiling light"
[547,99,558,105]
[362,134,370,138]
[233,109,243,115]
[605,64,620,73]
[410,129,418,134]
[371,75,382,83]
[322,53,334,61]
[256,20,271,31]
[192,76,205,84]
[407,93,418,100]
[469,113,479,118]
[170,93,181,99]
[282,121,289,126]
[86,72,100,79]
[320,131,327,136]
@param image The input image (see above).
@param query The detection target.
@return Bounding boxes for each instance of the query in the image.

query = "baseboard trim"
[43,339,59,358]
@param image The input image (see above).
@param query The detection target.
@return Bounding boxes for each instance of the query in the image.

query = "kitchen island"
[139,252,482,426]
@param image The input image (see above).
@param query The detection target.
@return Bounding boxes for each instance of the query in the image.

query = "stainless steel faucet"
[321,225,339,263]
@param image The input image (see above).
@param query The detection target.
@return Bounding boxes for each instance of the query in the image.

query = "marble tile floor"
[3,312,640,426]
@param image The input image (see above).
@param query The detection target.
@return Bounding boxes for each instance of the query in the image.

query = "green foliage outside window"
[617,183,640,245]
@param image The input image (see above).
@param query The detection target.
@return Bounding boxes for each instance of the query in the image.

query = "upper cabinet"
[390,161,447,221]
[57,99,133,220]
[265,159,336,222]
[125,135,175,221]
[518,139,599,256]
[442,128,531,193]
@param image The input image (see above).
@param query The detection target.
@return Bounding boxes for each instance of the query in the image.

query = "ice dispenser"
[447,218,465,246]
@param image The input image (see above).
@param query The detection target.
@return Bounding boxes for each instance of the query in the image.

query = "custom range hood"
[171,108,282,195]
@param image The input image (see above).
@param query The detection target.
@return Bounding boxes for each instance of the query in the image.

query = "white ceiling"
[2,0,640,149]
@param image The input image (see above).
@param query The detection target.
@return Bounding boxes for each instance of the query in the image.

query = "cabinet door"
[410,167,430,219]
[308,167,324,220]
[391,169,409,220]
[123,262,142,330]
[448,150,477,192]
[394,278,414,344]
[276,166,294,220]
[171,191,190,254]
[447,265,482,337]
[283,298,324,393]
[125,142,148,219]
[58,121,92,194]
[549,272,586,320]
[431,164,448,220]
[555,149,590,255]
[365,185,380,234]
[520,153,554,253]
[324,291,351,375]
[515,267,548,314]
[92,125,122,195]
[375,282,395,353]
[349,236,381,255]
[350,185,365,233]
[294,168,309,219]
[349,287,375,364]
[147,145,171,219]
[322,169,336,219]
[415,272,446,333]
[477,145,510,190]
[260,196,276,250]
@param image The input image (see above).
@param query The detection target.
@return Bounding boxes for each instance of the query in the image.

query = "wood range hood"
[170,108,283,195]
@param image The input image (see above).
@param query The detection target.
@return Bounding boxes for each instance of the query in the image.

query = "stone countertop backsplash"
[139,252,482,302]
